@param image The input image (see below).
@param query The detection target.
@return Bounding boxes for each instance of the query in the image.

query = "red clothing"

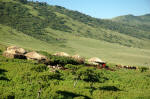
[102,63,106,68]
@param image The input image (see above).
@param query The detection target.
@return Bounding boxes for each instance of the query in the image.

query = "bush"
[65,64,84,75]
[76,67,106,83]
[39,70,63,82]
[65,64,84,70]
[49,56,79,66]
[140,67,149,72]
[31,64,48,72]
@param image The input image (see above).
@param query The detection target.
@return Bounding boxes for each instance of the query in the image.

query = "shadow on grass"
[0,76,10,81]
[85,85,121,95]
[0,68,10,81]
[99,86,121,91]
[146,75,150,78]
[0,68,8,74]
[56,90,91,99]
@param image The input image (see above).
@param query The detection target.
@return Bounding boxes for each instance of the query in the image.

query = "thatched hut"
[72,54,85,64]
[3,46,26,59]
[6,46,26,54]
[53,52,70,57]
[25,51,47,61]
[88,57,105,66]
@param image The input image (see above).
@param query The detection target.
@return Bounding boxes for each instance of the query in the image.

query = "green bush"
[37,51,80,66]
[65,64,84,75]
[65,64,84,70]
[31,64,48,72]
[76,67,106,83]
[49,56,79,66]
[140,67,149,72]
[38,70,63,82]
[14,0,28,4]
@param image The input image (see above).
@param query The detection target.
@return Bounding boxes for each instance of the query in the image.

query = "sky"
[33,0,150,19]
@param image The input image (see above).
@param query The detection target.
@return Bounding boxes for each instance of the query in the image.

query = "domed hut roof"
[3,46,27,59]
[6,46,26,54]
[25,51,47,61]
[88,57,105,65]
[53,52,70,57]
[72,54,81,59]
[72,54,85,64]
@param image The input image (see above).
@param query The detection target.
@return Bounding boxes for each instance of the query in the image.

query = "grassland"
[0,0,150,99]
[0,24,150,66]
[0,0,150,66]
[0,46,150,99]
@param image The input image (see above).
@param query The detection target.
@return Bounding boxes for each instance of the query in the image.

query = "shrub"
[140,67,149,72]
[65,64,84,75]
[0,50,2,55]
[39,70,63,82]
[65,64,84,70]
[49,56,79,66]
[31,64,48,72]
[76,67,106,83]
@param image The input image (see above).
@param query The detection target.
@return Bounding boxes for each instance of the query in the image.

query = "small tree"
[75,67,107,95]
[140,67,149,72]
[65,64,84,87]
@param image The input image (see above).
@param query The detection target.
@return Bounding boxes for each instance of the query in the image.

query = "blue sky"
[34,0,150,19]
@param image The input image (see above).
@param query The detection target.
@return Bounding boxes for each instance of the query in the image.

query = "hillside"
[112,14,150,26]
[112,14,150,32]
[0,0,150,65]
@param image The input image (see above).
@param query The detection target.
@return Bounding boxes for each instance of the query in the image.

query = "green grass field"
[0,24,150,66]
[0,50,150,99]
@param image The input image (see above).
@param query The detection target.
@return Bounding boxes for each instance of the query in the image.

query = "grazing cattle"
[116,65,123,68]
[116,64,138,70]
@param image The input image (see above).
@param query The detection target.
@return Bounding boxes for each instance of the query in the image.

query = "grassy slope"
[0,0,150,66]
[1,24,150,66]
[0,50,150,99]
[112,14,150,26]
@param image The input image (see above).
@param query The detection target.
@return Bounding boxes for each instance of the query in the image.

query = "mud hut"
[72,54,85,64]
[25,51,47,61]
[6,46,26,54]
[88,57,105,66]
[53,52,70,57]
[3,46,26,59]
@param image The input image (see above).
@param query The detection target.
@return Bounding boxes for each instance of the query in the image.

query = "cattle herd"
[116,64,138,70]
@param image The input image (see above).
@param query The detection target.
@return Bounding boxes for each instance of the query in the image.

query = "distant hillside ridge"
[0,0,150,48]
[0,0,150,65]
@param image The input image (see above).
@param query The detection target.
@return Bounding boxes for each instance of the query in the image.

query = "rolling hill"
[0,0,150,66]
[112,14,150,26]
